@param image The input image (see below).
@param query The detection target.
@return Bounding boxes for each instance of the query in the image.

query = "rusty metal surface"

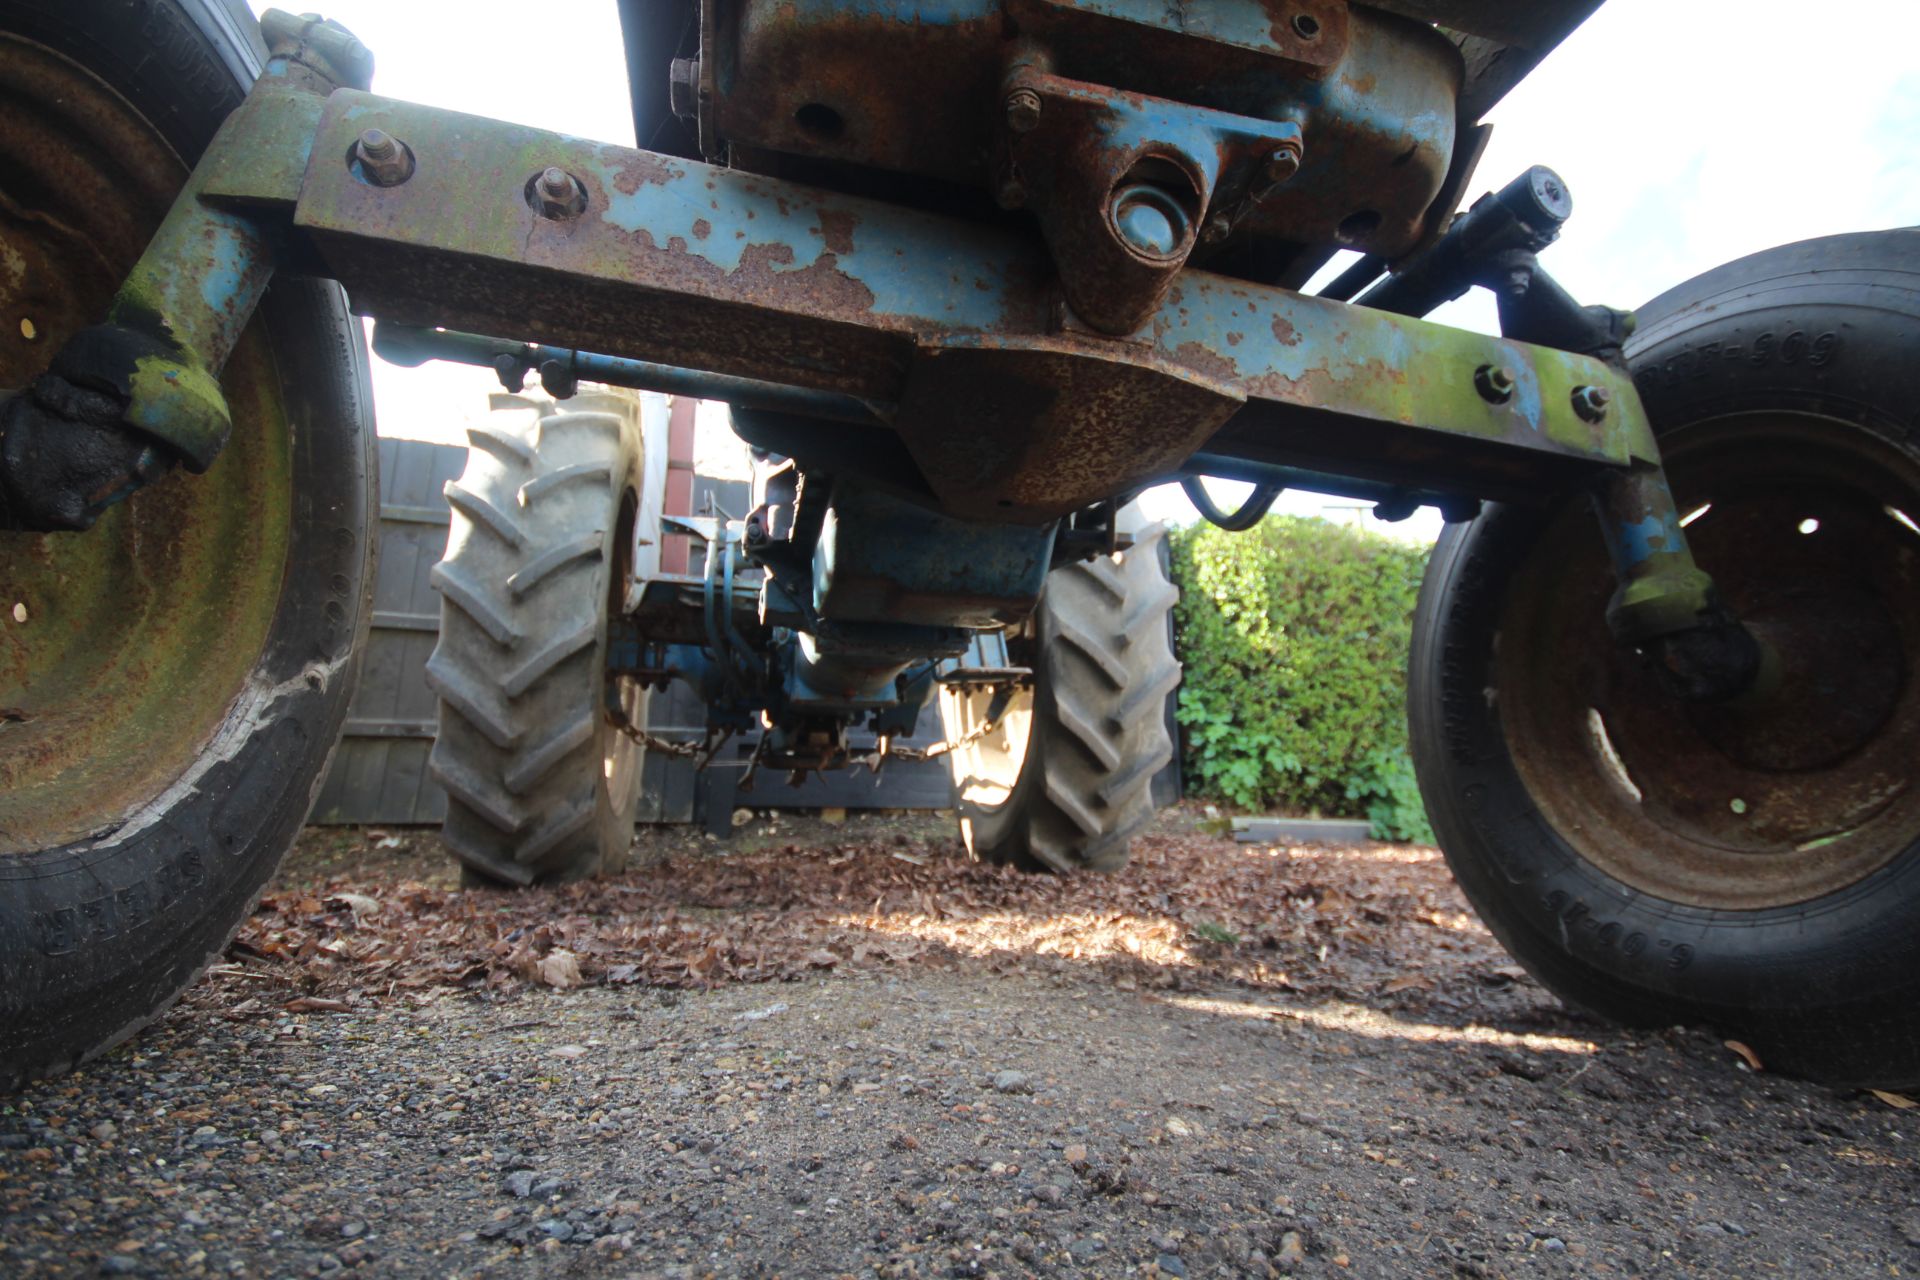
[1499,413,1920,910]
[291,90,1647,521]
[994,60,1310,332]
[1448,1,1606,122]
[894,335,1243,520]
[1359,0,1594,49]
[0,33,291,852]
[712,0,1457,263]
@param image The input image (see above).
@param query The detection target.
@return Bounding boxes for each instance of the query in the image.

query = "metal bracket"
[16,16,1664,531]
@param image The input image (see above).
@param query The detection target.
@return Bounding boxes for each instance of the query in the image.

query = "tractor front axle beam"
[0,7,1756,699]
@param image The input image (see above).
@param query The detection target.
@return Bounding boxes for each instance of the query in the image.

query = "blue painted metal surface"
[812,489,1056,630]
[1593,464,1716,644]
[288,89,1656,524]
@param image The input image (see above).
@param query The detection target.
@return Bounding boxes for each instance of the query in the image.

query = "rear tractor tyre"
[0,2,376,1088]
[1410,229,1920,1089]
[940,510,1181,873]
[428,392,650,886]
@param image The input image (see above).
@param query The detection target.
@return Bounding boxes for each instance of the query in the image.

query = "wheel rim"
[602,488,644,823]
[942,666,1036,859]
[1499,413,1920,909]
[0,36,291,853]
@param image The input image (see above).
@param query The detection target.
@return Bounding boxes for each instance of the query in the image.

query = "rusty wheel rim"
[941,625,1037,855]
[0,35,291,853]
[1498,413,1920,910]
[603,488,644,824]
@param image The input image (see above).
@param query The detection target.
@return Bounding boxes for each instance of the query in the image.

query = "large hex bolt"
[532,166,587,220]
[1571,384,1612,422]
[351,128,413,187]
[1263,138,1303,189]
[1004,87,1043,134]
[669,57,701,121]
[1474,364,1517,404]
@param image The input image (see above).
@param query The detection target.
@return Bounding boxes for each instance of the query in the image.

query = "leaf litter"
[204,816,1528,1026]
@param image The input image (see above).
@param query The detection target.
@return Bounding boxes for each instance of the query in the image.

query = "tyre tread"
[429,402,644,883]
[953,515,1180,874]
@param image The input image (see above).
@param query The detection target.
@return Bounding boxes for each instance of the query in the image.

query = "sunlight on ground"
[1258,844,1443,866]
[1158,993,1600,1056]
[834,909,1201,969]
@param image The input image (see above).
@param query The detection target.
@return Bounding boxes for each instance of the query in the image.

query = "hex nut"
[1474,364,1517,404]
[532,166,586,220]
[1263,140,1303,188]
[351,128,413,187]
[1004,88,1043,134]
[1571,384,1612,422]
[669,58,701,121]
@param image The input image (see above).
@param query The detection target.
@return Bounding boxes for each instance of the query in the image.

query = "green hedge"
[1169,515,1434,842]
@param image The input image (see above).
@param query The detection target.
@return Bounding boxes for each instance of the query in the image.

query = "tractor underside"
[4,0,1746,773]
[12,0,1920,1093]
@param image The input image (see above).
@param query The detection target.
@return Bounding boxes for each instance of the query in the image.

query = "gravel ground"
[3,810,1917,1278]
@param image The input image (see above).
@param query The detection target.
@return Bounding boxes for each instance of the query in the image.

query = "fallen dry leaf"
[1724,1040,1764,1072]
[283,996,349,1014]
[535,949,583,989]
[202,820,1509,1030]
[325,892,382,921]
[1871,1089,1917,1110]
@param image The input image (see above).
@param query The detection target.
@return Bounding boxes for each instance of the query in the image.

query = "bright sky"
[251,1,1920,536]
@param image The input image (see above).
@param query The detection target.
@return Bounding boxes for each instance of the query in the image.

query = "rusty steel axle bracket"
[4,11,1744,687]
[265,89,1659,524]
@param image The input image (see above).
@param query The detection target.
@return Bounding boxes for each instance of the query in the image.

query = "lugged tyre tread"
[466,424,535,465]
[505,710,596,794]
[508,533,604,598]
[428,399,644,883]
[443,481,527,548]
[430,561,521,647]
[956,517,1181,874]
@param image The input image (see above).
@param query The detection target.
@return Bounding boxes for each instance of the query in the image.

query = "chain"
[609,687,1018,768]
[874,713,1003,763]
[609,719,711,759]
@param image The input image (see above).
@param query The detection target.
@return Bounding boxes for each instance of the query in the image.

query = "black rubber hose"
[1181,476,1282,531]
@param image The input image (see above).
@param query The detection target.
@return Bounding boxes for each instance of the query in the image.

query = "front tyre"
[0,2,376,1088]
[1410,230,1920,1088]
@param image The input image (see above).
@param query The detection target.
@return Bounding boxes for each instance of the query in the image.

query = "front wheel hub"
[1502,414,1920,909]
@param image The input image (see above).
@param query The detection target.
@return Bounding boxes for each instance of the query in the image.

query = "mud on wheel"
[428,391,648,886]
[940,509,1181,874]
[0,2,376,1088]
[1411,230,1920,1089]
